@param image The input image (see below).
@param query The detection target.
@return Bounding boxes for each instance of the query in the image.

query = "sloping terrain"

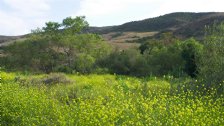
[87,12,224,34]
[0,35,19,43]
[88,12,224,48]
[0,35,26,47]
[1,12,224,48]
[101,32,158,49]
[173,13,224,39]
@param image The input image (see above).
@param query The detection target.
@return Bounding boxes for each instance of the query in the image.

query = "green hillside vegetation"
[1,12,223,48]
[174,13,224,39]
[1,17,223,87]
[86,12,224,48]
[87,12,224,38]
[88,12,217,33]
[0,15,224,125]
[107,12,209,32]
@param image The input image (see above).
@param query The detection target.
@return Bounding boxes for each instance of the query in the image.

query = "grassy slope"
[1,71,224,125]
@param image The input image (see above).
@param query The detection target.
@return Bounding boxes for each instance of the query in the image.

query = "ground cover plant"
[1,71,223,125]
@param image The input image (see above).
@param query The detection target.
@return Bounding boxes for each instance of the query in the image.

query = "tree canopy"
[1,16,111,73]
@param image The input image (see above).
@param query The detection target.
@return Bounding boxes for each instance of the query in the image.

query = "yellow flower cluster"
[1,71,224,125]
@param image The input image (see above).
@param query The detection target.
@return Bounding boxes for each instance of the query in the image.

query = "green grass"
[1,71,224,125]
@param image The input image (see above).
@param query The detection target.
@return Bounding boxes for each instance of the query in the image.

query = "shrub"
[15,73,72,86]
[144,42,184,77]
[181,38,203,77]
[42,73,72,85]
[101,49,150,76]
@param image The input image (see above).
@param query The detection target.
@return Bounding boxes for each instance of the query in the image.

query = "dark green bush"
[101,49,151,76]
[181,38,203,77]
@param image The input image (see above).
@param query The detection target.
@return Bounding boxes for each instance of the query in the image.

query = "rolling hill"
[1,12,224,48]
[0,35,19,43]
[84,12,224,48]
[87,12,224,33]
[0,35,26,47]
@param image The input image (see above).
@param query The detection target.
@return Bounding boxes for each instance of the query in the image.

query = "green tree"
[144,41,184,76]
[181,38,203,78]
[2,16,111,74]
[43,22,61,40]
[62,16,88,34]
[198,22,224,88]
[102,49,149,76]
[139,39,163,54]
[43,22,61,32]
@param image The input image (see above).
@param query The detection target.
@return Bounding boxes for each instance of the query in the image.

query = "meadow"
[1,71,223,126]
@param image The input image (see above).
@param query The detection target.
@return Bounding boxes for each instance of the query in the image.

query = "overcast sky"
[0,0,223,35]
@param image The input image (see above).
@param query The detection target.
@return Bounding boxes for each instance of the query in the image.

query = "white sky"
[0,0,223,35]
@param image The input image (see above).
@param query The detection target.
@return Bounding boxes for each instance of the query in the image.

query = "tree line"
[0,17,223,91]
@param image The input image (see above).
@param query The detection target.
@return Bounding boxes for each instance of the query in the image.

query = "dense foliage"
[198,22,224,90]
[101,37,202,77]
[1,17,111,73]
[87,12,224,38]
[181,38,203,77]
[1,21,223,79]
[0,19,223,92]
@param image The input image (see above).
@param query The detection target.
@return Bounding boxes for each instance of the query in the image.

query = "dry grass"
[101,32,157,49]
[110,42,140,50]
[102,32,157,42]
[0,38,27,47]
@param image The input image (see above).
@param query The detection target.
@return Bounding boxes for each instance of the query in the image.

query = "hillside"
[1,12,224,48]
[0,35,19,43]
[0,35,26,47]
[87,12,224,33]
[173,13,224,38]
[87,12,224,48]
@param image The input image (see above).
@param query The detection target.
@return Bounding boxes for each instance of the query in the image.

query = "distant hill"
[0,36,18,43]
[173,13,224,39]
[0,35,25,46]
[1,12,224,48]
[87,12,224,38]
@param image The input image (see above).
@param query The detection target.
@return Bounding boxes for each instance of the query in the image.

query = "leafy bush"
[74,54,95,74]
